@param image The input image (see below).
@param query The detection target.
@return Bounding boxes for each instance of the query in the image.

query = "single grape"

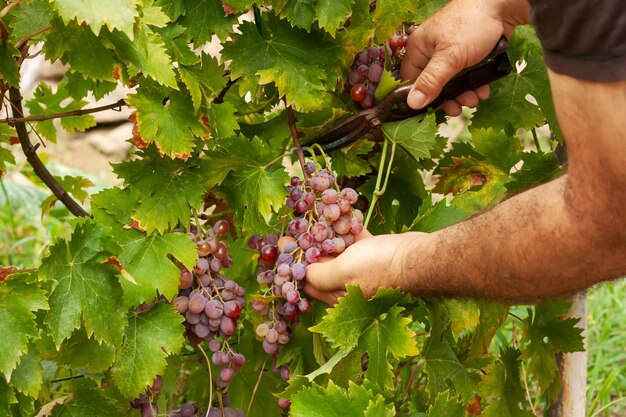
[260,244,278,262]
[389,33,403,47]
[213,219,230,236]
[256,322,270,338]
[340,187,359,204]
[323,204,341,222]
[233,353,245,370]
[130,394,148,409]
[286,290,300,304]
[188,292,208,314]
[172,296,189,314]
[321,188,338,204]
[185,311,201,325]
[180,403,196,417]
[298,232,314,250]
[247,234,262,249]
[348,70,362,85]
[194,323,211,339]
[355,51,369,65]
[298,298,311,313]
[321,239,335,254]
[368,62,383,83]
[220,367,235,383]
[209,258,222,272]
[196,240,211,256]
[141,403,158,417]
[350,83,367,102]
[220,316,237,336]
[263,339,278,355]
[303,162,316,175]
[362,92,375,109]
[223,300,241,319]
[305,247,321,263]
[291,262,306,280]
[266,328,279,343]
[215,243,229,261]
[350,216,364,235]
[208,338,221,352]
[367,46,380,59]
[179,269,193,289]
[333,237,346,253]
[277,398,291,410]
[205,300,224,319]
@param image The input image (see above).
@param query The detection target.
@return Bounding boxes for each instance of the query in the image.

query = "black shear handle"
[383,36,512,121]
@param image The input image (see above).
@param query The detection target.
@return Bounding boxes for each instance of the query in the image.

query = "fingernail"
[408,90,426,109]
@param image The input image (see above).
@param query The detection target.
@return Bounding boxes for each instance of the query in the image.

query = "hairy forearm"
[402,174,626,302]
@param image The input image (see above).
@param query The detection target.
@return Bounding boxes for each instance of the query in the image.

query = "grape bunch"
[249,162,364,358]
[172,220,247,390]
[130,376,162,417]
[346,25,416,109]
[346,45,386,109]
[167,402,198,417]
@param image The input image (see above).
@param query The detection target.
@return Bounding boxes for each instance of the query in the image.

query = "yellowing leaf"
[53,0,139,38]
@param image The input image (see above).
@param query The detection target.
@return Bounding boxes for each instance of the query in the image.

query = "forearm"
[403,174,626,302]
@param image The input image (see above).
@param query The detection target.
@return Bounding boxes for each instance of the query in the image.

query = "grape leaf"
[52,0,139,39]
[382,113,440,161]
[41,175,94,218]
[180,0,237,45]
[310,287,418,389]
[422,302,477,402]
[8,0,53,44]
[472,57,547,133]
[51,380,121,417]
[0,273,48,378]
[481,348,534,417]
[520,301,584,393]
[43,19,117,81]
[155,0,185,20]
[45,329,116,373]
[426,391,465,417]
[0,144,16,178]
[410,0,448,24]
[125,85,208,159]
[10,348,43,398]
[445,299,480,340]
[331,139,374,178]
[467,302,509,361]
[315,0,354,34]
[207,102,240,139]
[0,42,20,86]
[291,381,393,417]
[280,0,316,30]
[506,151,562,194]
[178,53,228,111]
[222,18,340,112]
[206,136,290,231]
[470,128,524,174]
[25,82,96,143]
[106,24,178,88]
[372,0,414,42]
[0,377,17,414]
[39,220,126,348]
[111,303,185,398]
[140,3,171,28]
[433,158,503,196]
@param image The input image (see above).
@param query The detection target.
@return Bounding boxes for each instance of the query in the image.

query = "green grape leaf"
[113,155,212,234]
[520,301,584,393]
[117,230,197,306]
[39,220,126,348]
[0,144,16,178]
[207,102,240,139]
[445,299,480,340]
[331,139,374,178]
[106,24,177,88]
[10,348,43,398]
[125,86,208,159]
[291,381,393,417]
[310,287,418,389]
[41,175,94,217]
[0,377,16,414]
[372,0,414,42]
[281,0,316,30]
[506,151,562,194]
[45,329,116,373]
[222,18,340,112]
[111,303,185,398]
[382,113,440,161]
[140,3,171,28]
[180,0,237,45]
[467,302,509,361]
[51,380,121,417]
[206,136,290,231]
[410,0,448,24]
[426,391,465,417]
[470,128,524,173]
[155,0,185,20]
[178,53,228,111]
[315,0,354,33]
[472,57,547,132]
[375,69,405,101]
[422,302,477,402]
[25,82,96,143]
[43,19,116,81]
[8,0,53,44]
[0,42,20,85]
[64,72,117,101]
[481,348,534,417]
[0,273,48,378]
[52,0,139,38]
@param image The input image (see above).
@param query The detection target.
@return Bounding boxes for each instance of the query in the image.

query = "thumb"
[407,50,463,109]
[305,257,344,292]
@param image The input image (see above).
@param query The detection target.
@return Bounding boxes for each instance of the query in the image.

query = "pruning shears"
[304,37,512,153]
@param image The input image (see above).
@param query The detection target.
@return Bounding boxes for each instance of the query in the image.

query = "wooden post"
[548,291,588,417]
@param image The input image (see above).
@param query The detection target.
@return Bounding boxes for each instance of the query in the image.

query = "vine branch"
[0,98,126,125]
[0,0,21,18]
[285,103,307,175]
[14,24,51,50]
[8,87,91,218]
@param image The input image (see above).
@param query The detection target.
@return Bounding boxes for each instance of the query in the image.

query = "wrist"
[490,0,530,27]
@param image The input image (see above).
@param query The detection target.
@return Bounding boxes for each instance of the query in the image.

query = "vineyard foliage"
[0,0,584,416]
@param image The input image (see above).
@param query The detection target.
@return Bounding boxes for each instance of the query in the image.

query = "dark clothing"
[529,0,626,82]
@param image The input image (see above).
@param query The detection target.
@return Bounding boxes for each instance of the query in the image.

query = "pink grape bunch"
[249,162,364,358]
[130,376,162,417]
[172,220,247,390]
[346,25,417,109]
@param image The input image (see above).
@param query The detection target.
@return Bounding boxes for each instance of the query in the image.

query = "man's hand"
[400,0,529,115]
[304,230,427,305]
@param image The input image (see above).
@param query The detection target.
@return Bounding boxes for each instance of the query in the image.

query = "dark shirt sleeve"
[528,0,626,82]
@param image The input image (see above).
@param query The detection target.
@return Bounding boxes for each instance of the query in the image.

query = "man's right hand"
[400,0,529,115]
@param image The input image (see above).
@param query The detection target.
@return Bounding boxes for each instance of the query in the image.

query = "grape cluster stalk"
[172,220,247,398]
[249,162,364,410]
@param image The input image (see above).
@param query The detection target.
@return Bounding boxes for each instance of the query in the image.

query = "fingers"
[406,49,464,109]
[305,257,345,292]
[302,283,343,306]
[440,85,491,116]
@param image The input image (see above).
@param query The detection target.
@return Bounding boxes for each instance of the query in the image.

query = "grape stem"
[196,344,213,417]
[364,138,396,228]
[285,103,308,177]
[246,359,267,416]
